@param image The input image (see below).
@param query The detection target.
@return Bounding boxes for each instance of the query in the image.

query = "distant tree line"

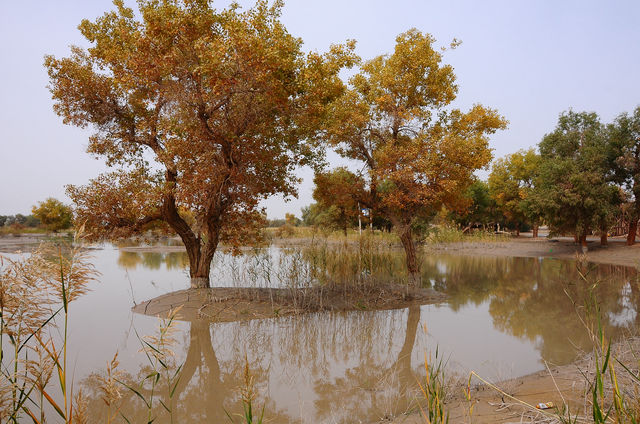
[0,214,41,228]
[266,213,301,228]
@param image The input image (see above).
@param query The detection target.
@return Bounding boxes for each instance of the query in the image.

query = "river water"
[3,243,638,423]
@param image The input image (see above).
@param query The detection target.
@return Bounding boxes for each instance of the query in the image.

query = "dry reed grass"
[0,233,98,423]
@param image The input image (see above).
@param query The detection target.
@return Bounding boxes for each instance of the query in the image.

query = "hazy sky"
[1,0,639,217]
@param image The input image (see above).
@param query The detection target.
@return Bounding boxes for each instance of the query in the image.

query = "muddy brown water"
[3,244,638,423]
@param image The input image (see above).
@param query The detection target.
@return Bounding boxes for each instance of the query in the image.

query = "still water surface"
[18,244,639,423]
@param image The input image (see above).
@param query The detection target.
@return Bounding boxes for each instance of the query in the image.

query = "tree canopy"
[534,111,621,248]
[608,106,640,244]
[450,179,499,230]
[312,167,366,235]
[47,0,356,287]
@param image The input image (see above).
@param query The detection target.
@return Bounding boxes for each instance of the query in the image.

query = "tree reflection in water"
[118,251,189,271]
[421,256,639,364]
[81,305,425,423]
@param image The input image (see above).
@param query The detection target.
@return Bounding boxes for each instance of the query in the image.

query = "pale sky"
[1,0,639,218]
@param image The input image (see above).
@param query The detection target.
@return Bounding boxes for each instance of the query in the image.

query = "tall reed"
[111,306,184,423]
[225,354,265,424]
[0,235,97,423]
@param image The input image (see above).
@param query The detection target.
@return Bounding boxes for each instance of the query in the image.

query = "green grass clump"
[417,347,450,424]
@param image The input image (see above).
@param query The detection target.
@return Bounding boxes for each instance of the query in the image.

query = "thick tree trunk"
[187,231,220,288]
[189,246,216,288]
[628,217,638,246]
[532,224,539,238]
[164,215,218,288]
[161,169,219,288]
[399,226,420,285]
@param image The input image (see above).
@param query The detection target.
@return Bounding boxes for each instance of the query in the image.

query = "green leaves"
[534,110,622,240]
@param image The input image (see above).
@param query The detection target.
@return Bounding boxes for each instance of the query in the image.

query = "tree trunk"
[627,217,638,246]
[600,231,608,246]
[515,223,520,237]
[161,170,219,288]
[573,234,579,243]
[189,246,217,288]
[580,233,588,253]
[399,226,420,285]
[532,224,539,238]
[166,219,218,288]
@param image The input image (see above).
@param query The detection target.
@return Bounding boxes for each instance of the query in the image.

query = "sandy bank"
[383,338,640,424]
[428,236,639,268]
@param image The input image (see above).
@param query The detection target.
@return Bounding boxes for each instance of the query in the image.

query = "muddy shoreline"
[132,285,447,323]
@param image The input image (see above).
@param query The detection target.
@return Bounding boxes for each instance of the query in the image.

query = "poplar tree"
[47,0,356,287]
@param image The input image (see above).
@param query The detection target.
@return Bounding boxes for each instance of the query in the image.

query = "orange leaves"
[65,169,165,241]
[48,1,356,285]
[313,168,366,224]
[371,105,504,221]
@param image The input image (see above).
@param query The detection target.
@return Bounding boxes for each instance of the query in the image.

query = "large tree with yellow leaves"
[323,30,507,284]
[46,0,356,288]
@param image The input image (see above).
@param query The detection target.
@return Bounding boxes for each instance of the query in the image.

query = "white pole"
[358,202,362,236]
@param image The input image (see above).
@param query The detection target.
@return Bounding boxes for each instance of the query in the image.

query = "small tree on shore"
[48,0,356,288]
[312,167,366,236]
[488,148,541,236]
[31,198,72,232]
[323,30,507,284]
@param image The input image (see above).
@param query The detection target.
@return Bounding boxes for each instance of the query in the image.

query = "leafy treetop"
[31,198,73,232]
